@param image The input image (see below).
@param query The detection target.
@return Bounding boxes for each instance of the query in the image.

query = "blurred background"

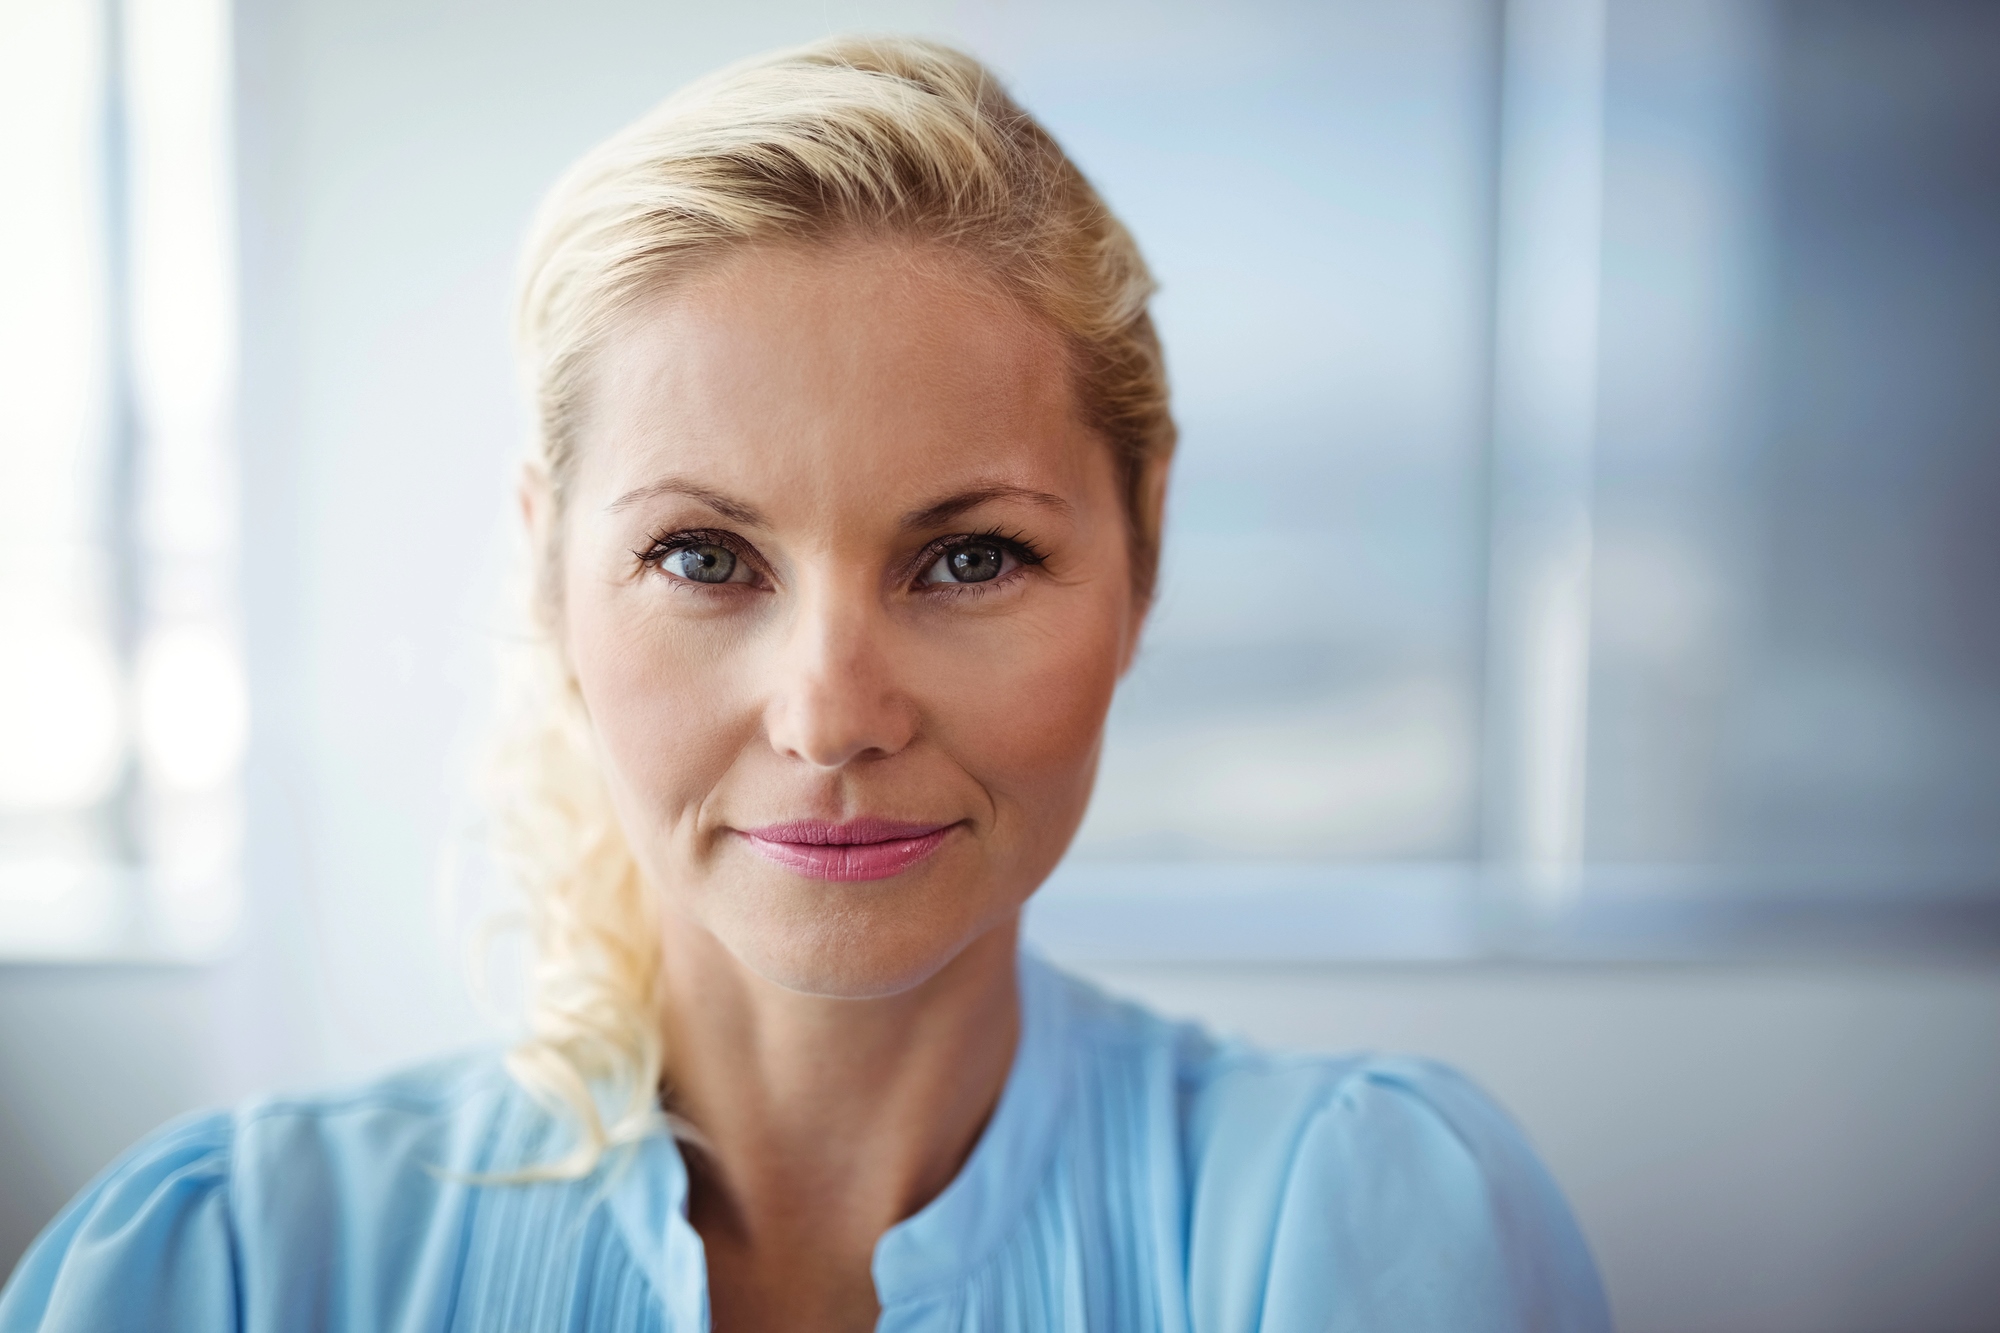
[2,0,1998,1328]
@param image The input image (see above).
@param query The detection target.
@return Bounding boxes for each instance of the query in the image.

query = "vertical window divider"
[1478,0,1610,927]
[98,0,144,892]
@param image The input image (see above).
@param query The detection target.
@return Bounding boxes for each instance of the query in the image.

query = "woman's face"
[543,241,1145,998]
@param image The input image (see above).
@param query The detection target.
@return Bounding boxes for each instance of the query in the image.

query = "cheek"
[923,592,1127,821]
[563,581,753,829]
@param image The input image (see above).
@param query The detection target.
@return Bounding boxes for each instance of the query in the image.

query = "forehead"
[574,241,1099,511]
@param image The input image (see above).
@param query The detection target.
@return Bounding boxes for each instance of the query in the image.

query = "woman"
[0,37,1610,1333]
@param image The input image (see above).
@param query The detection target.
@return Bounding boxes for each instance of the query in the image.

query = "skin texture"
[523,240,1154,1332]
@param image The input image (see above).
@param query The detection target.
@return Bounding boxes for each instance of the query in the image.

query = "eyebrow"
[606,477,765,525]
[901,484,1072,531]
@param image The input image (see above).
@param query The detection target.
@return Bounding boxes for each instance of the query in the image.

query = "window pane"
[0,0,242,957]
[1012,1,1496,863]
[127,0,244,952]
[1587,0,2000,883]
[0,0,117,814]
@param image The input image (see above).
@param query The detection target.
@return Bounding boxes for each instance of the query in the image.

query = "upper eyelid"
[638,527,751,558]
[636,527,1043,585]
[636,528,769,584]
[911,534,1043,590]
[914,530,1046,563]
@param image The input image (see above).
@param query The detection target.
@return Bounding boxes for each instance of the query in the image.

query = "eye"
[661,542,744,584]
[921,539,1016,586]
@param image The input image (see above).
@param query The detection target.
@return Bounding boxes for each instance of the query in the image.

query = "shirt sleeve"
[1257,1058,1612,1333]
[0,1112,240,1333]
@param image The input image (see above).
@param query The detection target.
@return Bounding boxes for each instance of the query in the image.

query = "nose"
[762,580,917,770]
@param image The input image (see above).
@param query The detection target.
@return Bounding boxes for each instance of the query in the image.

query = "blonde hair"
[491,34,1174,1176]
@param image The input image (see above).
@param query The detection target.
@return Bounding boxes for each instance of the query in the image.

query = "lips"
[736,818,958,882]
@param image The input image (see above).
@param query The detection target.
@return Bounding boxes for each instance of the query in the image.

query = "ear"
[518,461,564,639]
[1118,454,1171,677]
[518,459,549,531]
[519,460,555,557]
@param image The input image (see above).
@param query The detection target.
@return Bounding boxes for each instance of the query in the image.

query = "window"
[1024,0,2000,961]
[0,0,242,959]
[6,0,1990,965]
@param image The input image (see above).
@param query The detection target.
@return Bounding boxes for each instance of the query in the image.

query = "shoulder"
[1029,964,1609,1333]
[224,1049,522,1217]
[1181,1045,1612,1333]
[0,1051,532,1333]
[0,1108,236,1332]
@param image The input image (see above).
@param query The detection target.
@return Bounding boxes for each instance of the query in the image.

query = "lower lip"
[738,827,955,882]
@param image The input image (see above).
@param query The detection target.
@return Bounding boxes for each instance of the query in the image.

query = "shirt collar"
[870,949,1073,1306]
[604,1128,711,1331]
[602,949,1074,1327]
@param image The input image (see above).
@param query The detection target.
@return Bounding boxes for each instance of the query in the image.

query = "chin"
[712,874,1011,1000]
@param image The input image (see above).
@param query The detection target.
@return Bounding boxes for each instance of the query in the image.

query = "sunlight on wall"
[0,0,243,960]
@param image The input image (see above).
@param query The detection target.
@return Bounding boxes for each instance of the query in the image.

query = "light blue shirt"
[0,955,1611,1331]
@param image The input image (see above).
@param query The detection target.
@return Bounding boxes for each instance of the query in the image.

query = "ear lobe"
[518,461,566,643]
[1118,455,1170,677]
[1119,568,1157,677]
[1118,609,1147,678]
[1136,453,1171,541]
[518,461,554,550]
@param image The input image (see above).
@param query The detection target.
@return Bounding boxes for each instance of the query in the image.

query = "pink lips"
[737,818,958,882]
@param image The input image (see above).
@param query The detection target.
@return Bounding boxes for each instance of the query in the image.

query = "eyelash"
[631,526,1048,591]
[635,529,722,563]
[913,528,1049,589]
[632,527,755,576]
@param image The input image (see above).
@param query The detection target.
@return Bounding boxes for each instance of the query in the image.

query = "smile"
[736,818,958,882]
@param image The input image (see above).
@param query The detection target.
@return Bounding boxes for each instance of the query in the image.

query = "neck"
[656,915,1022,1325]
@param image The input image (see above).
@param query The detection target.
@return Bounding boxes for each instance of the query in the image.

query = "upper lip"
[739,819,955,846]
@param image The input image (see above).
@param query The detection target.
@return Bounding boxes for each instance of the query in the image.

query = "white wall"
[3,1,1998,1330]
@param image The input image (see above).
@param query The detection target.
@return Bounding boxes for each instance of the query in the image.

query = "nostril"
[760,599,916,767]
[766,666,915,770]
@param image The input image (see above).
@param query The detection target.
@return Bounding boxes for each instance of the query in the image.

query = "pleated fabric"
[0,955,1611,1333]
